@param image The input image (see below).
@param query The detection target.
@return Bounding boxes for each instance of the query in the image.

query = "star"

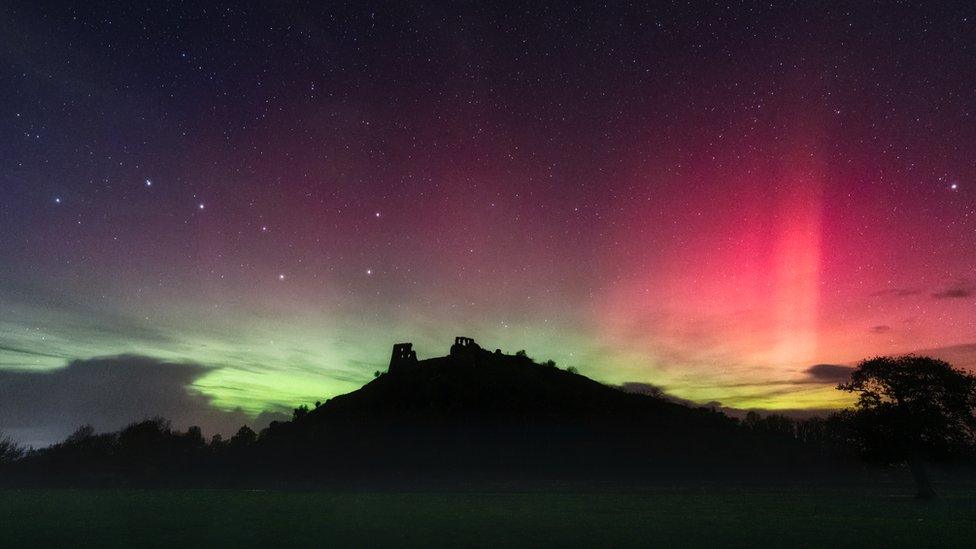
[198,203,205,210]
[145,179,152,187]
[54,197,61,204]
[950,183,959,191]
[261,226,269,232]
[374,212,381,218]
[366,269,373,275]
[278,274,285,281]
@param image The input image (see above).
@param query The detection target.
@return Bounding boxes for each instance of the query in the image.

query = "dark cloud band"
[0,355,287,448]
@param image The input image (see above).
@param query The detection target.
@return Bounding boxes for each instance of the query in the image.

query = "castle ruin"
[450,336,480,356]
[387,337,486,373]
[388,342,418,373]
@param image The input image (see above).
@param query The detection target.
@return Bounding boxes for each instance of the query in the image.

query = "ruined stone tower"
[450,336,480,357]
[388,342,418,373]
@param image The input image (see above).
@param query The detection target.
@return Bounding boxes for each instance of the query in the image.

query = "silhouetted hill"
[320,352,686,419]
[258,340,817,482]
[7,338,848,486]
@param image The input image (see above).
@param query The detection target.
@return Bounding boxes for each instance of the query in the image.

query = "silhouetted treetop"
[0,431,24,464]
[231,425,257,447]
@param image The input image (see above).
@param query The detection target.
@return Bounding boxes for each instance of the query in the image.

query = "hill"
[260,338,814,482]
[6,337,835,486]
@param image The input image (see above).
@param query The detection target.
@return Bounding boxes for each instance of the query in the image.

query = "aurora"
[1,2,974,446]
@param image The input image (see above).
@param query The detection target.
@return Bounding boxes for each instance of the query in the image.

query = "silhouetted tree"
[293,404,310,421]
[185,426,204,446]
[743,411,762,430]
[566,366,579,375]
[0,431,24,464]
[762,414,796,438]
[230,425,257,447]
[838,355,976,499]
[741,412,796,437]
[118,418,170,451]
[795,417,823,443]
[66,424,96,444]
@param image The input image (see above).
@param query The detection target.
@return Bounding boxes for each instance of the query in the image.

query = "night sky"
[2,2,975,445]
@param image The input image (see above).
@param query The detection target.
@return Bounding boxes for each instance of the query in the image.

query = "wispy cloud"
[932,279,974,299]
[871,288,921,298]
[804,363,854,383]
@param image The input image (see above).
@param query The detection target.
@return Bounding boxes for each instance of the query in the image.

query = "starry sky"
[2,2,975,445]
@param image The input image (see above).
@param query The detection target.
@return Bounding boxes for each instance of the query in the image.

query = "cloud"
[618,382,665,398]
[804,363,854,383]
[910,343,976,372]
[0,355,288,448]
[869,325,891,334]
[0,344,65,359]
[871,288,921,298]
[617,382,837,420]
[618,382,713,408]
[870,281,973,300]
[932,280,974,299]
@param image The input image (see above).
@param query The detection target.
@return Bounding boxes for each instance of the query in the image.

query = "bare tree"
[0,431,25,463]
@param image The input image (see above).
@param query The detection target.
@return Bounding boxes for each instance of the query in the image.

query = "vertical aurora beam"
[591,122,840,408]
[770,146,824,369]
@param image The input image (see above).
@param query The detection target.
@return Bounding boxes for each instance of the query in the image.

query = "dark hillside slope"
[324,354,685,418]
[263,348,814,481]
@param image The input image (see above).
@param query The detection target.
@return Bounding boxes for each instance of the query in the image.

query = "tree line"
[1,354,974,498]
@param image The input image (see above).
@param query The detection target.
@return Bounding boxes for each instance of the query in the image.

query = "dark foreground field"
[2,485,975,548]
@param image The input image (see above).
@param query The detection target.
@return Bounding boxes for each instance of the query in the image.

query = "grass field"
[1,485,975,547]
